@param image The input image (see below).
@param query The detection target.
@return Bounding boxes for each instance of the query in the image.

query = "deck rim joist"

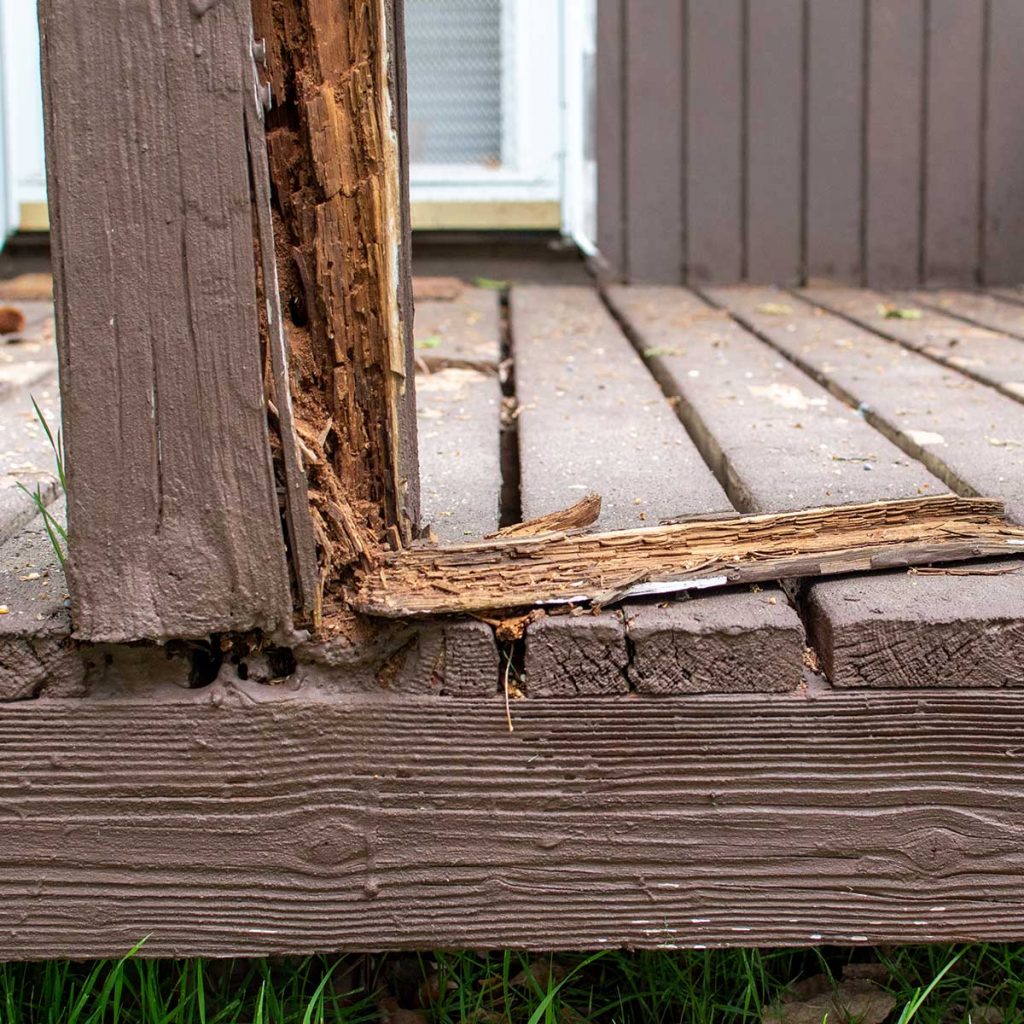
[5,684,1024,957]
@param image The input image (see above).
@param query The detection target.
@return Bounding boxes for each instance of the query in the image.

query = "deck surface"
[411,277,1024,693]
[3,272,1024,953]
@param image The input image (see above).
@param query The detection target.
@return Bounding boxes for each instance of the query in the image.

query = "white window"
[406,0,565,230]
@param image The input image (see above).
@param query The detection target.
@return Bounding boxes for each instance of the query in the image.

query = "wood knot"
[189,0,219,17]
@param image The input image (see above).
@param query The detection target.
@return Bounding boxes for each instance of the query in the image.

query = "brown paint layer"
[6,687,1024,956]
[38,0,293,642]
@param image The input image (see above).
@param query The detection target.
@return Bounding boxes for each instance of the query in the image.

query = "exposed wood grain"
[808,563,1024,689]
[865,0,925,287]
[923,0,984,286]
[746,0,803,284]
[525,612,629,697]
[8,688,1024,956]
[252,0,418,591]
[686,0,743,284]
[625,590,804,695]
[39,0,293,642]
[805,0,865,283]
[354,496,1024,617]
[625,0,684,283]
[803,286,1024,406]
[510,286,730,532]
[718,287,1024,525]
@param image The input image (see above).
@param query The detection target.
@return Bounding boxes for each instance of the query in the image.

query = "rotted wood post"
[38,0,417,642]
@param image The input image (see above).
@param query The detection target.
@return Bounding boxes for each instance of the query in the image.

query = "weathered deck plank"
[510,285,795,696]
[703,285,1024,687]
[608,286,945,512]
[510,286,731,530]
[803,286,1024,403]
[413,287,502,371]
[6,688,1024,956]
[808,564,1024,689]
[710,287,1024,526]
[910,289,1024,342]
[416,367,501,542]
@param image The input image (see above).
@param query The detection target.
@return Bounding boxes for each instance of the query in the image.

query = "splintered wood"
[251,0,417,620]
[353,495,1024,617]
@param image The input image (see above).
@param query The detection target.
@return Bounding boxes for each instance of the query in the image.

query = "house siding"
[597,0,1022,287]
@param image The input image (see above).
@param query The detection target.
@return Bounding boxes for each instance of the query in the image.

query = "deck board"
[510,286,730,530]
[509,285,809,697]
[803,286,1024,403]
[712,286,1024,525]
[413,287,502,371]
[416,367,501,542]
[704,284,1024,687]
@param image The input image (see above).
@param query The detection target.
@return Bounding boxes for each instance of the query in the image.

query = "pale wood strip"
[712,286,1024,525]
[804,285,1024,402]
[6,690,1024,955]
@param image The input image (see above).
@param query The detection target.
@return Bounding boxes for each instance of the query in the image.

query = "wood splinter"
[352,495,1024,618]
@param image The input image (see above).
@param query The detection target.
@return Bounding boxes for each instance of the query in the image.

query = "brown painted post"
[39,0,295,643]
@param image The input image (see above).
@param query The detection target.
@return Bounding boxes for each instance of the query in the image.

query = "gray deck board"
[413,287,501,371]
[703,284,1024,687]
[416,367,501,542]
[803,286,1024,403]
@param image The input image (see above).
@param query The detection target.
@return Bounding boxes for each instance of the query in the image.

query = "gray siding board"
[746,0,804,284]
[805,0,865,284]
[595,0,626,278]
[597,0,1023,286]
[924,0,984,286]
[686,0,743,284]
[864,0,926,288]
[984,0,1024,284]
[625,0,685,283]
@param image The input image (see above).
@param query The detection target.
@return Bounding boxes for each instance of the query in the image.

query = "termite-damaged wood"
[353,495,1024,617]
[250,0,418,616]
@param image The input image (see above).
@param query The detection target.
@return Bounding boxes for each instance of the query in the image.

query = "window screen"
[405,0,504,167]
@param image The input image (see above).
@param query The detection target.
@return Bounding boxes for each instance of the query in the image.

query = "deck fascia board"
[4,686,1024,956]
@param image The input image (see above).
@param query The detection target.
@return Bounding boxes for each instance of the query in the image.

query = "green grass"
[1,945,1022,1023]
[16,396,67,568]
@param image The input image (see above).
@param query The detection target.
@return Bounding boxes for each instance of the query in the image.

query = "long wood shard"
[352,495,1024,617]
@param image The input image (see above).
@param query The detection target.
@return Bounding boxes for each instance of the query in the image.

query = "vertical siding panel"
[625,0,685,283]
[924,0,984,285]
[687,0,744,284]
[746,0,803,284]
[984,0,1024,284]
[865,0,926,287]
[805,0,865,283]
[596,0,626,279]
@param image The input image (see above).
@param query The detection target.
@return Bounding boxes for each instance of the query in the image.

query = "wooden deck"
[3,274,1024,954]
[413,278,1024,693]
